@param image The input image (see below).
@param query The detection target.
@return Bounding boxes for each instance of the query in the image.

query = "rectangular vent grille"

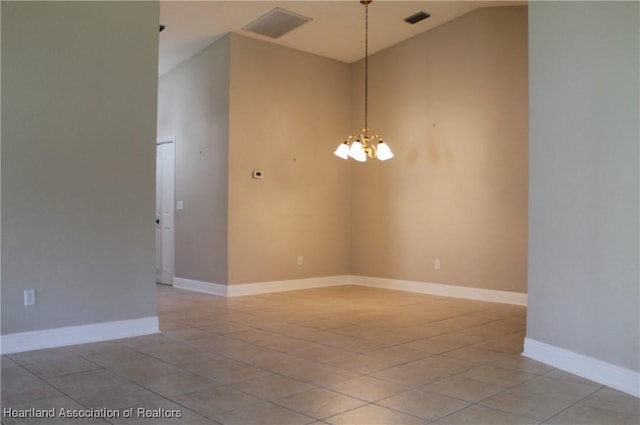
[405,11,431,24]
[244,8,311,39]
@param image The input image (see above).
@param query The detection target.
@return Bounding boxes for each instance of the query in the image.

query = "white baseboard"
[350,275,527,306]
[227,275,349,296]
[173,275,349,297]
[173,275,526,305]
[523,338,640,397]
[0,316,159,355]
[173,277,227,296]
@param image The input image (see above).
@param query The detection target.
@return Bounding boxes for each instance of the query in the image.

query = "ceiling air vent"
[244,7,311,39]
[404,11,431,24]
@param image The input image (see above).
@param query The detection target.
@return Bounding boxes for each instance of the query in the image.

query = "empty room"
[2,1,638,424]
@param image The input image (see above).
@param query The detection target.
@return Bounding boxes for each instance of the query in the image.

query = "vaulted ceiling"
[158,0,525,75]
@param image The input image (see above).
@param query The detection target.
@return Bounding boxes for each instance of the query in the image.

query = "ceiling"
[159,0,526,76]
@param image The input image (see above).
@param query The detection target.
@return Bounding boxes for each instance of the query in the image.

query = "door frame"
[156,136,175,285]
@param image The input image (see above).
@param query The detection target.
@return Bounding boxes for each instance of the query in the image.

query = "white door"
[156,137,175,285]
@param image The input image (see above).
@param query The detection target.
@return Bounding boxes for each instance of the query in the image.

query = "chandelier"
[334,0,393,162]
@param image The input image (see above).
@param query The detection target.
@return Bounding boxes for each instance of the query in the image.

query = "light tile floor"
[2,285,638,424]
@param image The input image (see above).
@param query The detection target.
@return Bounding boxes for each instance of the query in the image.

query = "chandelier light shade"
[334,0,393,162]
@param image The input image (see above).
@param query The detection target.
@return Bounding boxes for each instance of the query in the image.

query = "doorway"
[156,137,175,285]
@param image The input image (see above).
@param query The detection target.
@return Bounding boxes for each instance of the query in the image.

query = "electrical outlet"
[24,290,36,307]
[434,259,441,270]
[297,256,303,266]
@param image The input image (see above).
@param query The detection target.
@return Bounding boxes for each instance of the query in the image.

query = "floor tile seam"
[174,388,285,423]
[73,342,183,375]
[210,385,320,423]
[103,374,234,423]
[475,382,605,423]
[4,355,65,383]
[419,396,475,423]
[467,327,527,341]
[413,372,561,412]
[208,340,312,370]
[1,362,47,383]
[66,341,133,357]
[315,372,416,398]
[191,319,256,329]
[404,385,489,406]
[359,353,439,374]
[443,360,543,388]
[316,388,404,405]
[368,343,475,364]
[437,399,543,424]
[414,371,511,395]
[1,362,72,407]
[56,350,215,420]
[222,325,338,347]
[533,387,628,424]
[284,340,383,364]
[28,369,110,415]
[401,339,501,356]
[270,380,364,400]
[435,345,514,364]
[371,395,464,423]
[537,369,608,388]
[481,356,558,377]
[223,366,322,394]
[5,347,79,367]
[161,327,225,340]
[373,324,524,353]
[131,346,216,362]
[264,387,360,420]
[542,396,608,424]
[434,313,525,331]
[388,305,520,328]
[306,400,372,422]
[574,395,640,417]
[178,359,270,383]
[18,362,104,382]
[320,401,392,423]
[228,377,315,400]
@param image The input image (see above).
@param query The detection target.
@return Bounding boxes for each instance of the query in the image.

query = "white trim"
[0,316,159,355]
[523,338,640,397]
[349,275,527,306]
[227,275,349,297]
[173,275,349,297]
[173,275,525,305]
[173,277,227,296]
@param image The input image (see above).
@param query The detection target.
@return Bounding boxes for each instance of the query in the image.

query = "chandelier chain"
[333,0,393,162]
[364,1,368,132]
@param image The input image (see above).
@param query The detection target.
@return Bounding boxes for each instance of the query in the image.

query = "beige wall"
[527,2,639,372]
[228,34,352,284]
[158,7,528,291]
[350,7,529,293]
[1,1,159,334]
[157,37,230,284]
